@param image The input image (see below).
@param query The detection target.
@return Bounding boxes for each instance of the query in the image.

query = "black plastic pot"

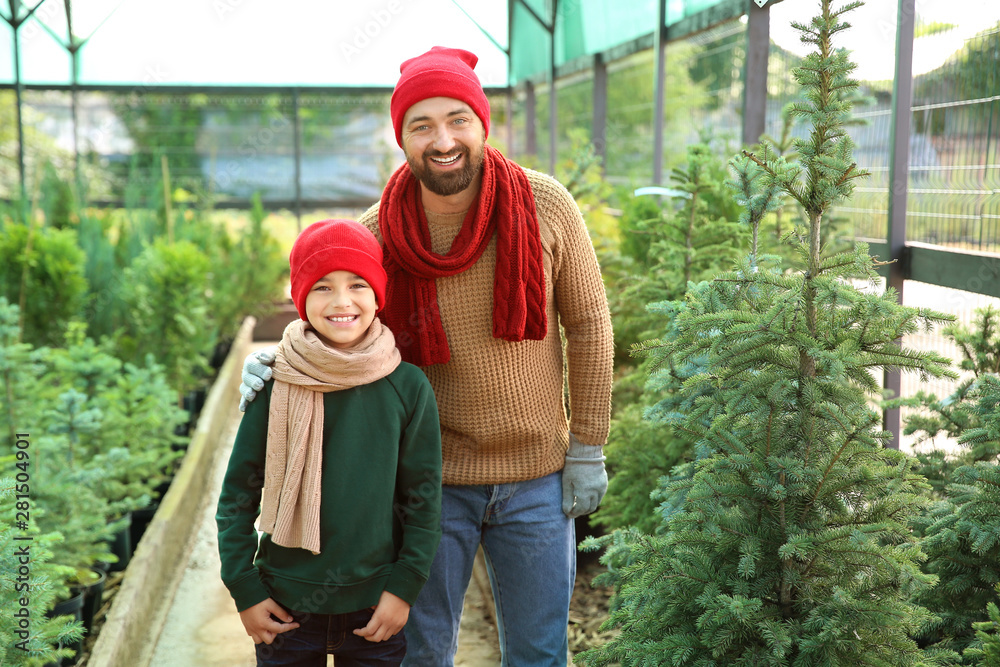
[184,388,207,420]
[210,337,233,369]
[107,513,132,572]
[153,480,172,502]
[48,590,84,620]
[73,567,107,633]
[45,591,85,666]
[130,503,159,550]
[172,387,207,442]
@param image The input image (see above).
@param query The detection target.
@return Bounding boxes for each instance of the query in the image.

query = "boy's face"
[305,270,377,350]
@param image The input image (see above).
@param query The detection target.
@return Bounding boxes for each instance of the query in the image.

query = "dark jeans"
[402,472,574,667]
[255,606,406,667]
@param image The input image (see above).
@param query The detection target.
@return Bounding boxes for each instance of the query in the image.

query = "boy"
[216,219,442,666]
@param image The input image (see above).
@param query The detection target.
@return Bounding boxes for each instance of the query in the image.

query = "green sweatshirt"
[216,362,442,614]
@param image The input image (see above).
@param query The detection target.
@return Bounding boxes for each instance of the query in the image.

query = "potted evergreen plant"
[0,478,84,667]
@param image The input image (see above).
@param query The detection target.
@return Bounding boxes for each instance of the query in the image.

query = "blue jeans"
[255,606,406,666]
[402,471,575,667]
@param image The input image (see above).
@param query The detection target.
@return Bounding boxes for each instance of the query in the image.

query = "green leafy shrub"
[1,298,185,591]
[916,459,1000,660]
[91,358,186,500]
[38,161,79,230]
[592,402,674,534]
[120,238,214,399]
[0,299,47,448]
[76,210,125,342]
[615,193,661,268]
[75,186,285,361]
[0,222,87,347]
[205,193,287,342]
[44,324,186,513]
[1,300,114,584]
[34,388,120,581]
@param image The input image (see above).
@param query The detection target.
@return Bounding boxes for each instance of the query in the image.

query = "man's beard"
[406,139,485,197]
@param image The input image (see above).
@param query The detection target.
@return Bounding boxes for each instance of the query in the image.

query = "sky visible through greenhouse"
[770,0,996,81]
[3,0,997,89]
[1,0,510,86]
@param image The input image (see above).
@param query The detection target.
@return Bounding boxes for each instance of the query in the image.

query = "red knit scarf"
[378,144,547,366]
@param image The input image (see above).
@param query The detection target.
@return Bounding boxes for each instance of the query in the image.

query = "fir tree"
[886,306,1000,496]
[596,301,709,533]
[965,587,1000,665]
[912,373,1000,660]
[596,145,745,532]
[579,1,958,664]
[760,87,873,261]
[610,143,746,354]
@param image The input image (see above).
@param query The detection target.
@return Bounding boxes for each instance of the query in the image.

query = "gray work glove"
[561,433,608,519]
[239,346,277,412]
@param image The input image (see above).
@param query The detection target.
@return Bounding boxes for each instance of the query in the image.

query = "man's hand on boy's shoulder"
[239,347,277,412]
[238,597,299,644]
[353,590,410,643]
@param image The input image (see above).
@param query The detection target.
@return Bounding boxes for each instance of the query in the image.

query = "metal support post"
[652,0,667,185]
[525,80,537,156]
[742,0,769,146]
[592,53,607,170]
[505,90,513,158]
[292,88,303,234]
[548,0,558,175]
[71,48,81,193]
[11,2,27,205]
[883,0,916,450]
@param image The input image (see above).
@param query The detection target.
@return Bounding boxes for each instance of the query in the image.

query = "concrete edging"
[86,316,256,667]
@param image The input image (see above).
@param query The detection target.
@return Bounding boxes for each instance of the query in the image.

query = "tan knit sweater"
[360,167,614,485]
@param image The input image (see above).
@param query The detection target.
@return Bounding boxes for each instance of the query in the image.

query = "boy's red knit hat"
[289,219,387,320]
[390,46,491,147]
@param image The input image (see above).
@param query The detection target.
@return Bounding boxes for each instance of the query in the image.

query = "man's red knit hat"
[390,46,491,148]
[289,219,387,320]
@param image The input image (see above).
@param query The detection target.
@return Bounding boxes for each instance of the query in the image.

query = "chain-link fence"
[0,88,512,210]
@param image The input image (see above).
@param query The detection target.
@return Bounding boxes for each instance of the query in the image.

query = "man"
[241,46,614,667]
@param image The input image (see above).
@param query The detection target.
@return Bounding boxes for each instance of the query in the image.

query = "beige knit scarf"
[259,318,401,554]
